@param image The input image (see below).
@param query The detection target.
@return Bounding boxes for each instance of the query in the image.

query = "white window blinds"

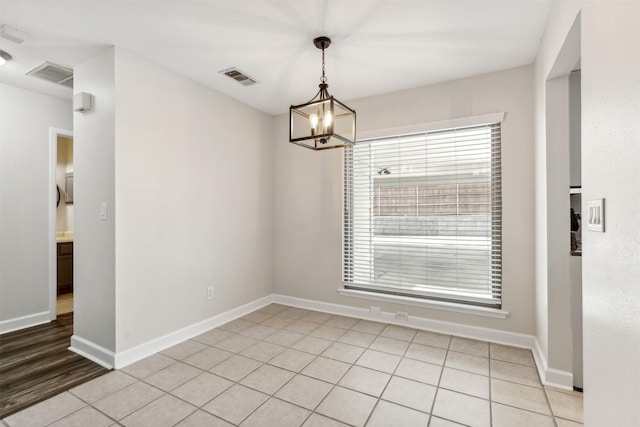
[343,122,502,308]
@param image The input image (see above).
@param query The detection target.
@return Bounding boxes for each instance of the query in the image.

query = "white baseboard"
[273,294,534,349]
[69,335,116,369]
[111,295,273,369]
[273,293,575,389]
[338,288,509,319]
[68,291,574,391]
[0,311,51,335]
[532,337,574,390]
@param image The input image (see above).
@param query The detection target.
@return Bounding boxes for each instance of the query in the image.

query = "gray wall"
[535,2,640,424]
[581,4,640,424]
[112,48,275,353]
[73,48,117,351]
[3,46,276,362]
[544,75,572,373]
[274,65,536,335]
[0,83,72,327]
[569,71,581,188]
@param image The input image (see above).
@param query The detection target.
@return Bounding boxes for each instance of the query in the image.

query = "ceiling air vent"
[60,77,74,88]
[219,67,257,87]
[26,62,73,87]
[0,24,27,44]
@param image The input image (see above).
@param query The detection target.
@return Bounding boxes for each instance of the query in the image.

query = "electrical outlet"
[370,306,381,315]
[395,311,409,321]
[207,286,215,300]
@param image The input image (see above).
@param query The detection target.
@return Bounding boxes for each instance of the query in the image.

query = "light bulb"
[0,57,5,66]
[309,114,319,135]
[323,111,332,131]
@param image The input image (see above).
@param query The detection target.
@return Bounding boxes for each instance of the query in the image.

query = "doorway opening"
[49,128,73,319]
[544,13,583,391]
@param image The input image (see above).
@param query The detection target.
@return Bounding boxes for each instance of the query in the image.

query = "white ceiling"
[0,0,552,115]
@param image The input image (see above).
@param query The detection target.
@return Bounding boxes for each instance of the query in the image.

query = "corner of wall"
[532,336,574,390]
[532,1,582,387]
[73,46,117,353]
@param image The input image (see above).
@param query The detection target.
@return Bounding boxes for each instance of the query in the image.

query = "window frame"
[342,113,505,309]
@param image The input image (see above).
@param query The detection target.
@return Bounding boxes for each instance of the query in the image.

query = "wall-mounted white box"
[587,199,605,232]
[73,92,92,112]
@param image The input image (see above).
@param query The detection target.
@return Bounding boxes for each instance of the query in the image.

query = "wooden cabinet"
[57,242,73,295]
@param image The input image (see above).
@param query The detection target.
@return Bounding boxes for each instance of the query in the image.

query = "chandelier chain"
[321,47,327,83]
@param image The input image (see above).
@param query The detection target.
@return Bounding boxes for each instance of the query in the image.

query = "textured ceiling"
[0,0,553,115]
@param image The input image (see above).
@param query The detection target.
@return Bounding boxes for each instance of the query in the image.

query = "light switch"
[587,199,604,232]
[100,202,108,220]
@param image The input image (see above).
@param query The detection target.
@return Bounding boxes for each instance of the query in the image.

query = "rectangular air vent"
[60,77,74,88]
[0,24,27,44]
[219,67,257,86]
[26,62,73,87]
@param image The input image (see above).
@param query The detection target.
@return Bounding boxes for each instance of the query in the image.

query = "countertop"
[56,232,74,243]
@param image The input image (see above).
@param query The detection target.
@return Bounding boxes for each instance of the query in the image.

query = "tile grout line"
[216,312,328,424]
[233,333,332,426]
[426,334,451,426]
[290,316,353,422]
[194,316,277,425]
[202,320,296,425]
[64,391,124,427]
[298,320,425,425]
[299,317,379,426]
[112,319,263,426]
[193,308,295,426]
[196,312,354,426]
[171,316,472,426]
[180,313,568,425]
[139,373,216,427]
[103,379,187,426]
[542,385,560,427]
[12,305,581,427]
[37,400,98,427]
[488,344,493,427]
[302,315,393,425]
[360,325,415,427]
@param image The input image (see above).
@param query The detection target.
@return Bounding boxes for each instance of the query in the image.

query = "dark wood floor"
[0,313,109,418]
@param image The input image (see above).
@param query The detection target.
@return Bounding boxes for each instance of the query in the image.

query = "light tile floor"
[2,304,584,427]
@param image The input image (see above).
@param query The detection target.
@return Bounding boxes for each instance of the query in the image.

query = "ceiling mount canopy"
[289,36,356,151]
[0,49,12,66]
[313,36,331,50]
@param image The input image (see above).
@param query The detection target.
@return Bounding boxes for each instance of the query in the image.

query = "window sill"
[337,288,509,319]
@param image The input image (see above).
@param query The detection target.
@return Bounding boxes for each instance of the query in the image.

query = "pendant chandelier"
[289,36,356,151]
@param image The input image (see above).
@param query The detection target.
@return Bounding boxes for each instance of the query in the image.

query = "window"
[343,120,502,308]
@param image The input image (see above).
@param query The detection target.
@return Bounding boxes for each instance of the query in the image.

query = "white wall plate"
[587,199,605,232]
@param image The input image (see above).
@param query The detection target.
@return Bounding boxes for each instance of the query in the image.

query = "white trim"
[0,311,51,334]
[65,292,574,390]
[338,288,508,319]
[357,112,506,141]
[532,337,574,390]
[69,335,115,369]
[49,127,73,321]
[277,293,574,388]
[111,295,273,369]
[273,294,529,348]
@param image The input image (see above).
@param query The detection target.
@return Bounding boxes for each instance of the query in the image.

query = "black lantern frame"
[289,37,356,151]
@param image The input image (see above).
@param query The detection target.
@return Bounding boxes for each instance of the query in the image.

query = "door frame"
[49,127,73,320]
